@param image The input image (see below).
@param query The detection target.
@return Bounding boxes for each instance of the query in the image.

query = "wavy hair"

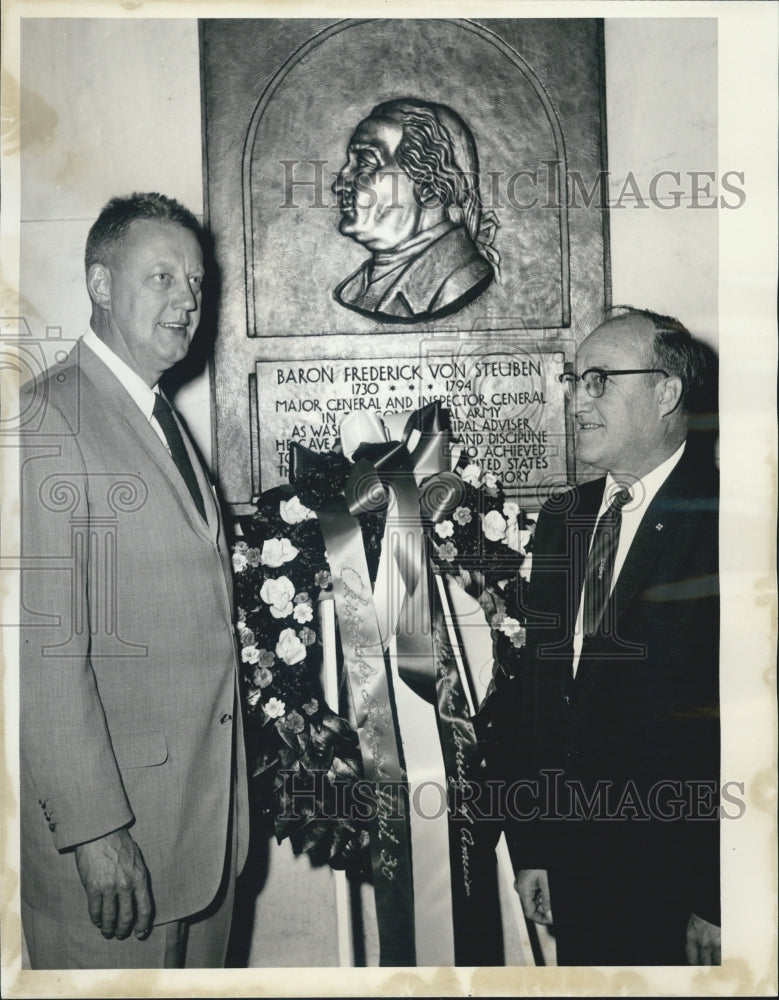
[370,98,482,241]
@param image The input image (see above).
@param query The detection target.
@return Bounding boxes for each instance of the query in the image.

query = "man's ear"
[657,375,683,417]
[87,263,111,308]
[415,179,444,210]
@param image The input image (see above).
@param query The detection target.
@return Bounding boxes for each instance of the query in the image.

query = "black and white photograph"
[1,1,776,996]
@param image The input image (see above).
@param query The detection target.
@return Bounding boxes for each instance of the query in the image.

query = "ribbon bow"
[341,401,467,524]
[290,402,465,604]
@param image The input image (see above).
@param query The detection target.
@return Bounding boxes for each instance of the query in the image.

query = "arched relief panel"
[201,18,608,508]
[242,18,569,337]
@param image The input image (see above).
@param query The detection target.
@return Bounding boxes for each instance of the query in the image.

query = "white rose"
[293,602,314,624]
[261,537,299,568]
[503,501,520,522]
[260,576,296,618]
[232,551,248,573]
[483,510,507,542]
[498,616,522,637]
[241,644,260,665]
[280,495,314,525]
[275,628,307,665]
[264,697,286,719]
[459,464,482,487]
[434,519,454,539]
[484,472,498,489]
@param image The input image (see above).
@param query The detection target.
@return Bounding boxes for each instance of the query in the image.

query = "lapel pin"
[655,523,664,531]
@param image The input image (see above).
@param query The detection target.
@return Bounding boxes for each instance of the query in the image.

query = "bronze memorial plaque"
[201,18,609,508]
[253,340,571,499]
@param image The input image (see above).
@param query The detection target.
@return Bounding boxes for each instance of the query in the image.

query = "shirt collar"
[82,328,159,422]
[602,440,686,516]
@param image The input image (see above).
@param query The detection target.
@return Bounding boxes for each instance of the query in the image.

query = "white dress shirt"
[571,441,686,676]
[81,328,169,450]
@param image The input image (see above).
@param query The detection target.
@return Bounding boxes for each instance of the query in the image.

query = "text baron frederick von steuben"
[332,98,499,323]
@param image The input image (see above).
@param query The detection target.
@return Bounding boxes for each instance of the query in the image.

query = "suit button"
[563,695,571,706]
[220,713,232,724]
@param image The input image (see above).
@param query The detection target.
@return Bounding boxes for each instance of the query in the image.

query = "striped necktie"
[582,487,632,637]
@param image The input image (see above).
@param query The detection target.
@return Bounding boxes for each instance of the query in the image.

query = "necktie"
[582,487,632,637]
[152,393,207,522]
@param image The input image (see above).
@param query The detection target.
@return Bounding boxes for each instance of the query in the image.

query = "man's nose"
[172,276,198,312]
[572,379,592,412]
[331,164,351,196]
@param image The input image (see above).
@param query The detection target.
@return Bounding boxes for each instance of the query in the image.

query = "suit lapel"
[611,499,674,625]
[77,342,216,540]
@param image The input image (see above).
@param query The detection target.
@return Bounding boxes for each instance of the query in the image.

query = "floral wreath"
[233,443,535,868]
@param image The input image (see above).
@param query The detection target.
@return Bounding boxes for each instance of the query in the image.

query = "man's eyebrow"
[348,140,385,155]
[146,259,204,275]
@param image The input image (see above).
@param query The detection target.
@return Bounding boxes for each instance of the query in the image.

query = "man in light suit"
[482,307,720,965]
[20,193,249,968]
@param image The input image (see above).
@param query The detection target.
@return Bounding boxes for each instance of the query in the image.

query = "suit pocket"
[112,731,168,769]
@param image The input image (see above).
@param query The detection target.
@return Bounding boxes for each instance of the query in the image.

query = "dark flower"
[293,451,352,509]
[478,591,496,616]
[253,665,273,688]
[298,626,316,646]
[281,710,305,734]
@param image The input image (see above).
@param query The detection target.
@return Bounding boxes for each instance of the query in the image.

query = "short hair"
[84,192,202,276]
[605,305,708,411]
[370,98,482,241]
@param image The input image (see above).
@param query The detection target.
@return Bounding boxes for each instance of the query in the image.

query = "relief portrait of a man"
[332,97,500,324]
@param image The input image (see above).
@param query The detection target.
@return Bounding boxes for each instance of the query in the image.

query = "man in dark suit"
[489,307,719,965]
[20,193,249,968]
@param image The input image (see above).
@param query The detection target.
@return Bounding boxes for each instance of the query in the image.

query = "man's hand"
[74,828,154,940]
[685,912,721,965]
[516,868,553,925]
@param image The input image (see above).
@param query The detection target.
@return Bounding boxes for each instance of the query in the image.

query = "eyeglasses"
[557,367,669,400]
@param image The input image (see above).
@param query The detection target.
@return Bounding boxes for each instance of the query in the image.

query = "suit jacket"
[495,444,720,925]
[19,340,249,926]
[334,224,493,322]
